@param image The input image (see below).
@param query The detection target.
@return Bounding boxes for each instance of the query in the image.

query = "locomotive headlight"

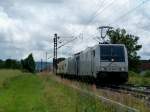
[101,67,106,71]
[120,67,125,71]
[101,67,105,71]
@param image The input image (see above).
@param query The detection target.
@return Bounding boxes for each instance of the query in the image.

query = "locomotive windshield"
[100,45,125,62]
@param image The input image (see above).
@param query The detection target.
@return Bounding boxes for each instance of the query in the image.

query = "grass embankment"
[0,70,22,88]
[128,71,150,86]
[0,69,117,112]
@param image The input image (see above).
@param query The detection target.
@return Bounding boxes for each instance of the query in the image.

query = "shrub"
[129,71,139,77]
[143,70,150,77]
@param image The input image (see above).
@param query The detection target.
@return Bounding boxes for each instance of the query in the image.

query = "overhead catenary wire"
[48,0,115,59]
[75,0,106,36]
[67,0,106,37]
[48,36,77,59]
[79,0,115,36]
[82,0,150,42]
[51,0,147,59]
[74,0,116,45]
[58,0,115,44]
[57,37,78,49]
[91,0,115,22]
[81,0,149,34]
[109,0,150,26]
[48,33,76,59]
[50,0,150,61]
[84,0,106,25]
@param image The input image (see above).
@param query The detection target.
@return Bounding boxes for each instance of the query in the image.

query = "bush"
[143,71,150,77]
[129,71,139,77]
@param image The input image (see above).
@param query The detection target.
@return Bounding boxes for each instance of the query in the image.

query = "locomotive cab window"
[100,45,125,62]
[93,50,95,57]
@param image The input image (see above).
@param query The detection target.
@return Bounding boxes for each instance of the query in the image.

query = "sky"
[0,0,150,61]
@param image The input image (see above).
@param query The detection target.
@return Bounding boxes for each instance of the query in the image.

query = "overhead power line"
[79,0,115,38]
[85,0,106,26]
[92,0,115,21]
[62,0,114,42]
[110,0,150,25]
[83,0,149,42]
[57,37,77,49]
[73,0,106,38]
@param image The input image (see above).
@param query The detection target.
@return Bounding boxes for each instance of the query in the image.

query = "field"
[0,69,119,112]
[0,69,149,112]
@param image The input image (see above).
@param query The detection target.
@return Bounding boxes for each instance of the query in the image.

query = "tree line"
[0,53,35,73]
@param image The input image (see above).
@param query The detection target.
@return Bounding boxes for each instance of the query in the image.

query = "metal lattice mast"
[53,33,60,73]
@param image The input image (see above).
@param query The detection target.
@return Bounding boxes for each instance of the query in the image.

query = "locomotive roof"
[74,44,125,55]
[99,44,125,46]
[82,44,125,52]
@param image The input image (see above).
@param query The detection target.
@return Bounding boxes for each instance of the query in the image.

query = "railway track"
[98,84,150,104]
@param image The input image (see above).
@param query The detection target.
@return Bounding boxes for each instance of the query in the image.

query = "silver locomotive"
[57,44,128,83]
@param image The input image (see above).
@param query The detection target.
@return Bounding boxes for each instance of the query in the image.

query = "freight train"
[57,44,128,84]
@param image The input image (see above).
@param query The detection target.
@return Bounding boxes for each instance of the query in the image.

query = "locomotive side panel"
[57,44,128,84]
[79,50,91,76]
[93,46,101,77]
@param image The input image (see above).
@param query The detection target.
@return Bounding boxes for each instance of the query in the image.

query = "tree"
[107,28,142,71]
[21,53,35,73]
[4,59,21,69]
[0,59,4,68]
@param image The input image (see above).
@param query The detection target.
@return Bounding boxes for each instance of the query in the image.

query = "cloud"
[0,0,150,61]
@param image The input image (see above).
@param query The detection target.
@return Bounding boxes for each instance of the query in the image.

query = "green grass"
[0,70,45,112]
[0,69,22,88]
[128,71,150,86]
[0,70,119,112]
[0,69,150,112]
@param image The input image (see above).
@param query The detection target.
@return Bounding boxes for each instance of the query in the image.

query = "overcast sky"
[0,0,150,61]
